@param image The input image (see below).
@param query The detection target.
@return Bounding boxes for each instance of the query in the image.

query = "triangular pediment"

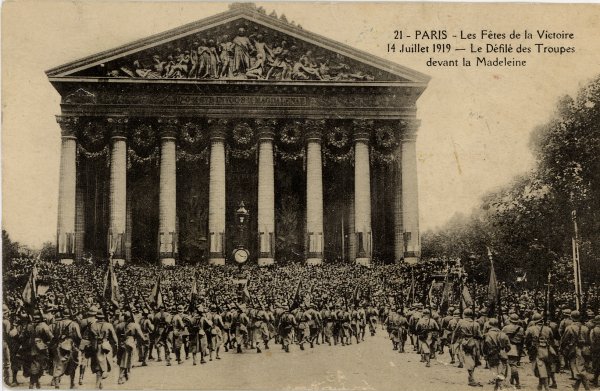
[46,4,429,84]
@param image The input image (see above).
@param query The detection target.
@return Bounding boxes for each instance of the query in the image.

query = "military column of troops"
[3,296,600,389]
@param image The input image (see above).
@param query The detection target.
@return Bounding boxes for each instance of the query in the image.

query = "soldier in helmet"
[26,309,54,389]
[452,308,483,387]
[560,310,591,391]
[116,311,145,384]
[590,315,600,387]
[277,305,297,353]
[502,312,525,388]
[416,308,440,367]
[138,308,153,366]
[526,313,558,391]
[448,309,462,366]
[171,305,186,364]
[482,318,510,391]
[439,306,454,356]
[89,308,118,389]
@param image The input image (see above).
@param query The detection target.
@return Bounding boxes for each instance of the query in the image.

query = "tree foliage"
[423,75,600,286]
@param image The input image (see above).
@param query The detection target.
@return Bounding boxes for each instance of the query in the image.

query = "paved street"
[13,332,586,390]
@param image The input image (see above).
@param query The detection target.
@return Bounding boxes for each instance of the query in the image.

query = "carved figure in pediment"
[265,41,292,80]
[292,50,322,80]
[189,42,199,78]
[165,49,190,78]
[196,39,212,78]
[218,35,235,79]
[232,28,254,76]
[208,39,221,79]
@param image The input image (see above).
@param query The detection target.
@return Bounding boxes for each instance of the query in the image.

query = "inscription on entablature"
[83,93,408,109]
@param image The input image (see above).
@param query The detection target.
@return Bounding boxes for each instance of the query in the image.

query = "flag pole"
[571,210,582,310]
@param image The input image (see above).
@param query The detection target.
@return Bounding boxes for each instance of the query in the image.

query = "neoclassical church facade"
[47,4,429,266]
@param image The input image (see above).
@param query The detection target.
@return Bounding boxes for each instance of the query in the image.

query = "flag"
[487,254,499,317]
[148,275,163,309]
[353,286,362,306]
[103,260,120,307]
[290,280,302,311]
[461,285,473,308]
[188,276,198,312]
[22,265,38,309]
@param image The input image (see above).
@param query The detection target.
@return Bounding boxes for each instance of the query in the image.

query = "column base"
[404,256,419,265]
[160,258,176,266]
[306,258,322,265]
[355,257,371,267]
[257,258,274,267]
[59,258,74,265]
[209,257,225,266]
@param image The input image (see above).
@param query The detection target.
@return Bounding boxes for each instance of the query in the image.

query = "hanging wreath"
[371,149,396,165]
[232,122,254,145]
[326,126,350,149]
[275,121,304,162]
[228,122,256,160]
[177,148,210,164]
[279,121,302,145]
[323,145,354,165]
[374,126,398,152]
[77,144,109,160]
[275,145,305,162]
[180,122,206,149]
[128,147,159,168]
[79,121,107,152]
[130,123,156,153]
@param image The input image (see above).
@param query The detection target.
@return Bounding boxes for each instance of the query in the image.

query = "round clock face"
[234,249,249,264]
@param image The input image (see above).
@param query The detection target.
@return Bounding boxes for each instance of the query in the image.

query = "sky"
[2,1,600,248]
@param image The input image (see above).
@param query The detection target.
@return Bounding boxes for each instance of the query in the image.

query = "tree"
[39,241,56,262]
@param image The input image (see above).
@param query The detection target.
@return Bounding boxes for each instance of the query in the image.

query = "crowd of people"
[2,257,600,389]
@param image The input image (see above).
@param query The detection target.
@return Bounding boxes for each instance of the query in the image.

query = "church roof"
[46,3,429,85]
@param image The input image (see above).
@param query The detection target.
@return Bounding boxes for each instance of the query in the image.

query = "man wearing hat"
[452,308,483,387]
[208,304,225,361]
[525,312,558,391]
[321,303,335,346]
[439,306,455,356]
[116,311,145,385]
[448,309,463,366]
[51,308,81,389]
[502,313,525,388]
[138,309,154,367]
[560,310,591,391]
[590,315,600,387]
[558,308,573,372]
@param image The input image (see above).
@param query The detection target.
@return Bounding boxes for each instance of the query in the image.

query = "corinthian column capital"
[401,119,421,142]
[256,119,276,141]
[305,119,325,142]
[56,115,79,138]
[157,117,179,139]
[107,116,129,139]
[208,119,228,141]
[352,119,373,142]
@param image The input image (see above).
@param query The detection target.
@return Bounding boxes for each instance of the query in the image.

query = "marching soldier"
[51,308,81,389]
[233,305,250,353]
[138,309,154,366]
[560,310,591,391]
[321,303,335,346]
[278,305,297,353]
[89,308,118,389]
[439,306,454,356]
[253,304,271,353]
[452,308,483,387]
[448,309,462,366]
[502,313,525,388]
[482,318,510,391]
[366,303,378,337]
[116,311,145,385]
[416,308,440,367]
[208,304,225,361]
[526,313,558,391]
[590,315,600,387]
[152,305,172,365]
[306,304,321,348]
[26,310,54,389]
[171,305,186,365]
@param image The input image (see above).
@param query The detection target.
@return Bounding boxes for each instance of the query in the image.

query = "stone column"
[208,119,227,265]
[305,120,325,265]
[257,119,276,266]
[353,120,372,266]
[402,120,421,264]
[56,116,78,264]
[394,140,404,262]
[108,116,128,265]
[158,118,178,266]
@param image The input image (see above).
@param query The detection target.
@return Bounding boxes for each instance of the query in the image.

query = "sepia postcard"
[2,2,600,391]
